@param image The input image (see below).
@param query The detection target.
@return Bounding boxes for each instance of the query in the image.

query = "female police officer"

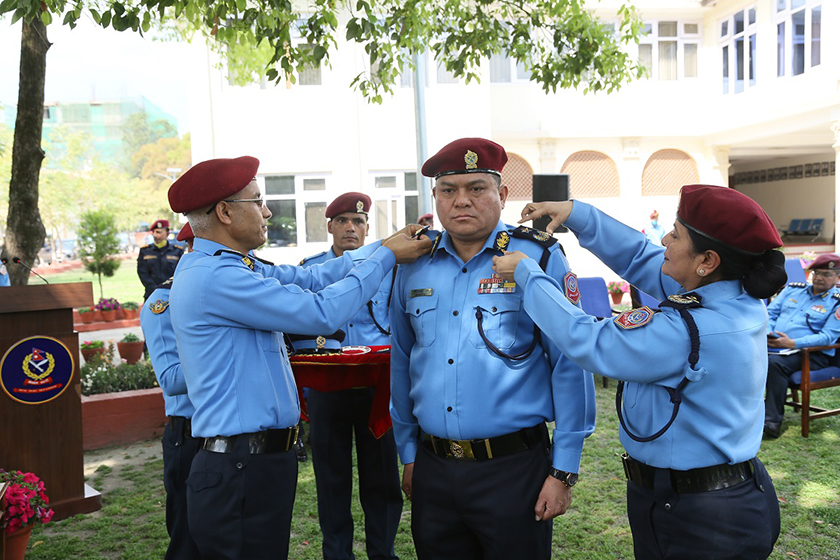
[492,185,785,559]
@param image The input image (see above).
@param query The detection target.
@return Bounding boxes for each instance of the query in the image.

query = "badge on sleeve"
[835,307,840,321]
[564,272,580,305]
[149,299,170,314]
[614,307,655,329]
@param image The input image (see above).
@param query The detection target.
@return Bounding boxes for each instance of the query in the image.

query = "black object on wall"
[531,174,570,234]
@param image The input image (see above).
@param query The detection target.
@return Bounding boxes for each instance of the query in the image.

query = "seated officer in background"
[138,219,184,302]
[299,192,402,560]
[140,222,200,560]
[765,253,840,438]
[389,138,595,560]
[166,156,430,560]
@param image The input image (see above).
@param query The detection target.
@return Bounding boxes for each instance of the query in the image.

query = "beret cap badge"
[356,200,364,213]
[464,150,478,170]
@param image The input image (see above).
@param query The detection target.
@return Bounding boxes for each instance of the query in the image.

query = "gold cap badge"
[464,150,478,170]
[356,200,364,213]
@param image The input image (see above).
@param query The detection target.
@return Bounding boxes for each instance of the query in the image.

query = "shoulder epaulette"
[832,292,840,301]
[299,252,327,266]
[156,277,174,290]
[511,225,557,248]
[140,244,152,249]
[429,231,443,258]
[788,282,807,288]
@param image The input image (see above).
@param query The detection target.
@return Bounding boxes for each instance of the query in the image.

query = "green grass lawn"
[22,384,840,560]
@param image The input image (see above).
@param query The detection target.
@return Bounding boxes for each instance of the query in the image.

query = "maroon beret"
[150,219,170,231]
[419,213,433,221]
[650,210,659,220]
[422,138,508,179]
[677,184,782,255]
[176,222,194,242]
[325,192,370,219]
[168,156,259,213]
[808,253,840,271]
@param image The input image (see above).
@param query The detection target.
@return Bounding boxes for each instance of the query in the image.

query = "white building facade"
[187,0,840,279]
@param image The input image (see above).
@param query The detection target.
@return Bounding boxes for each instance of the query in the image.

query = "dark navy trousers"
[161,418,202,560]
[309,388,403,560]
[626,457,780,559]
[765,351,829,428]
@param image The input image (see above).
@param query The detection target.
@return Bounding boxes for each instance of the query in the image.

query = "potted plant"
[77,306,95,324]
[117,333,145,365]
[96,297,121,322]
[80,340,106,363]
[0,469,54,560]
[121,301,140,320]
[607,280,629,305]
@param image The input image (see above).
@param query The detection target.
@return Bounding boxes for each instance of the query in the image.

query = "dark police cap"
[287,330,346,355]
[169,156,259,213]
[808,253,840,271]
[677,184,782,255]
[176,222,194,242]
[421,138,508,179]
[325,192,371,219]
[150,219,170,231]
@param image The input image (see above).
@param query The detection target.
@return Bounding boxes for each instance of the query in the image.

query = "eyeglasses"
[811,270,837,278]
[206,198,266,214]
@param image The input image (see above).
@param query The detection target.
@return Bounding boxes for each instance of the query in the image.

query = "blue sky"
[0,16,192,135]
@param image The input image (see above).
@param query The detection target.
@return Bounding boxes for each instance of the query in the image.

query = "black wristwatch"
[549,468,578,487]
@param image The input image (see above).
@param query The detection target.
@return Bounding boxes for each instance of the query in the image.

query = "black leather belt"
[168,416,194,439]
[421,424,546,461]
[622,453,753,493]
[202,426,299,455]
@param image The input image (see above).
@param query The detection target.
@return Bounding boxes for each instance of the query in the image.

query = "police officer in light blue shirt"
[494,185,787,560]
[165,156,430,560]
[298,191,402,560]
[140,222,201,560]
[390,138,595,560]
[764,253,840,438]
[0,258,9,286]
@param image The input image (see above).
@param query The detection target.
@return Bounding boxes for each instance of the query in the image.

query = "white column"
[711,146,731,187]
[538,139,558,174]
[831,121,840,247]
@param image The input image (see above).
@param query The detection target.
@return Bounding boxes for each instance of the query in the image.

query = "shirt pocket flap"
[409,294,439,317]
[476,295,521,315]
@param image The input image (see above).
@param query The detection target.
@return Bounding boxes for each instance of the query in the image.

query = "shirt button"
[447,406,452,412]
[448,358,454,364]
[462,267,467,273]
[236,462,243,469]
[453,310,459,316]
[349,323,354,327]
[664,503,671,511]
[491,307,497,312]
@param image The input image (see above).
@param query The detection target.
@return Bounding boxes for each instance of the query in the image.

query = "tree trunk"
[3,18,49,285]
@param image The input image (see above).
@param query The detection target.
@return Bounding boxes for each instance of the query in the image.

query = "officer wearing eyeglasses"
[389,138,595,560]
[764,252,840,438]
[166,156,431,560]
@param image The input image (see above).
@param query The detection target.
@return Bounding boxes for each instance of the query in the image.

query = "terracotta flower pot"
[117,341,145,365]
[4,524,33,560]
[92,310,104,322]
[79,311,95,324]
[81,347,106,364]
[100,310,117,322]
[116,308,126,320]
[123,308,138,320]
[610,292,623,305]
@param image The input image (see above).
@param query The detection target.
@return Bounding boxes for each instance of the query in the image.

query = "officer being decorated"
[166,156,430,559]
[137,219,184,302]
[764,252,840,438]
[298,192,403,560]
[140,221,201,560]
[389,137,595,560]
[493,185,787,559]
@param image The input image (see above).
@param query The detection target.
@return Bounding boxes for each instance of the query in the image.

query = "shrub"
[607,280,629,295]
[96,297,121,311]
[80,343,158,396]
[121,301,139,310]
[121,333,142,343]
[80,340,105,350]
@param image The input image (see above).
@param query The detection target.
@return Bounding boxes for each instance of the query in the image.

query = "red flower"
[0,470,54,534]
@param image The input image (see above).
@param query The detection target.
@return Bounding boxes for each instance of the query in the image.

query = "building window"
[641,150,699,196]
[263,174,330,247]
[775,0,821,77]
[639,21,700,81]
[370,172,417,238]
[560,152,620,198]
[502,154,535,200]
[720,6,757,94]
[489,54,529,83]
[305,202,327,242]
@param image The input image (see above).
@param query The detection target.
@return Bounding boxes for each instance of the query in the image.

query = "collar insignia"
[494,231,511,252]
[429,233,443,257]
[149,299,169,314]
[667,293,702,306]
[614,307,655,329]
[464,150,478,170]
[242,256,255,271]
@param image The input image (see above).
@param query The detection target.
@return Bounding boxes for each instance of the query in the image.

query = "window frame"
[773,0,822,78]
[638,20,702,81]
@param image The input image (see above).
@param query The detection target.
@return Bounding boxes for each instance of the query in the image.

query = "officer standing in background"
[138,219,184,302]
[140,222,201,560]
[643,210,666,246]
[299,192,402,560]
[389,138,595,560]
[764,253,840,438]
[166,156,430,560]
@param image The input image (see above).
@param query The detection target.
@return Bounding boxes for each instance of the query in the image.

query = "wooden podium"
[0,282,102,521]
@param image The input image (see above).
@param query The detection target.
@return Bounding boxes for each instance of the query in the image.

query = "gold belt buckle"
[447,439,475,460]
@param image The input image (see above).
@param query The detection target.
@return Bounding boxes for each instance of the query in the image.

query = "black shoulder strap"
[615,293,702,443]
[367,266,398,336]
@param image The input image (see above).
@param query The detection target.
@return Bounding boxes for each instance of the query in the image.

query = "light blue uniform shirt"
[389,221,595,473]
[514,201,768,469]
[140,281,195,419]
[300,247,392,347]
[767,282,840,354]
[170,237,396,438]
[0,264,9,287]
